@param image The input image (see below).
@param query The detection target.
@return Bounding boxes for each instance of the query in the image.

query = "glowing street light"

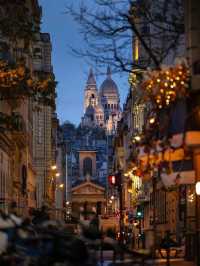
[55,172,60,177]
[134,135,141,142]
[111,195,115,200]
[59,183,64,189]
[51,165,57,170]
[149,117,156,124]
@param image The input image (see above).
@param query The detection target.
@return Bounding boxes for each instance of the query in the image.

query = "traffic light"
[108,172,122,187]
[136,206,144,219]
[108,175,116,185]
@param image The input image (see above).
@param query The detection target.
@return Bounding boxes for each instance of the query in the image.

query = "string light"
[141,63,190,109]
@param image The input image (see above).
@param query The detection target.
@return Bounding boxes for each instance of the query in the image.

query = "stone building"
[0,0,57,214]
[32,31,57,208]
[112,0,198,257]
[0,0,42,214]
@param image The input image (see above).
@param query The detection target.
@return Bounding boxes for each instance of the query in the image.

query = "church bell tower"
[84,68,98,112]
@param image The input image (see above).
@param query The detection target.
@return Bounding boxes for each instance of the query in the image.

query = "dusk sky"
[39,0,129,125]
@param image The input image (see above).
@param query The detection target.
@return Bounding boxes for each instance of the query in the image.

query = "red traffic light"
[108,175,116,185]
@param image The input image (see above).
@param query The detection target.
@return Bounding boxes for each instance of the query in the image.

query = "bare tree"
[66,0,184,73]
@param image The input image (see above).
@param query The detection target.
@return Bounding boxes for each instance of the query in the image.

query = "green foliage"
[0,0,41,43]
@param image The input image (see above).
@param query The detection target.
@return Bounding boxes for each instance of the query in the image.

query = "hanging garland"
[141,62,190,109]
[124,60,191,193]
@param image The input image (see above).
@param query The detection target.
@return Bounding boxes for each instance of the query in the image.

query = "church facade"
[63,68,121,220]
[82,67,121,134]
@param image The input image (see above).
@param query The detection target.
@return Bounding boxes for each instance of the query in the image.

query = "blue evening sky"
[39,0,129,126]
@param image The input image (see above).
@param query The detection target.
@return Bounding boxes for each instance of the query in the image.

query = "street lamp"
[134,135,141,142]
[149,117,156,124]
[51,165,57,170]
[59,183,64,189]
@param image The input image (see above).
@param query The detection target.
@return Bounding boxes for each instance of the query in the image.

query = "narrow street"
[0,0,199,265]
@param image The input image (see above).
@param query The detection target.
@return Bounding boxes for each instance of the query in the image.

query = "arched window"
[83,157,93,176]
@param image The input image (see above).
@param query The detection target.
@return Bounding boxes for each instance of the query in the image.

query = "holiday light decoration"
[141,62,190,109]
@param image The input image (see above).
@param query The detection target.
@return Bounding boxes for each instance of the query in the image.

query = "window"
[21,165,27,196]
[83,157,93,176]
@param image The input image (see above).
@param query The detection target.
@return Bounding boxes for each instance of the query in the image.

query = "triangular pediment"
[72,181,105,195]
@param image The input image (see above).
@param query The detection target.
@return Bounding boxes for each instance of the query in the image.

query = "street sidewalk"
[155,258,195,266]
[96,250,195,265]
[97,259,195,266]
